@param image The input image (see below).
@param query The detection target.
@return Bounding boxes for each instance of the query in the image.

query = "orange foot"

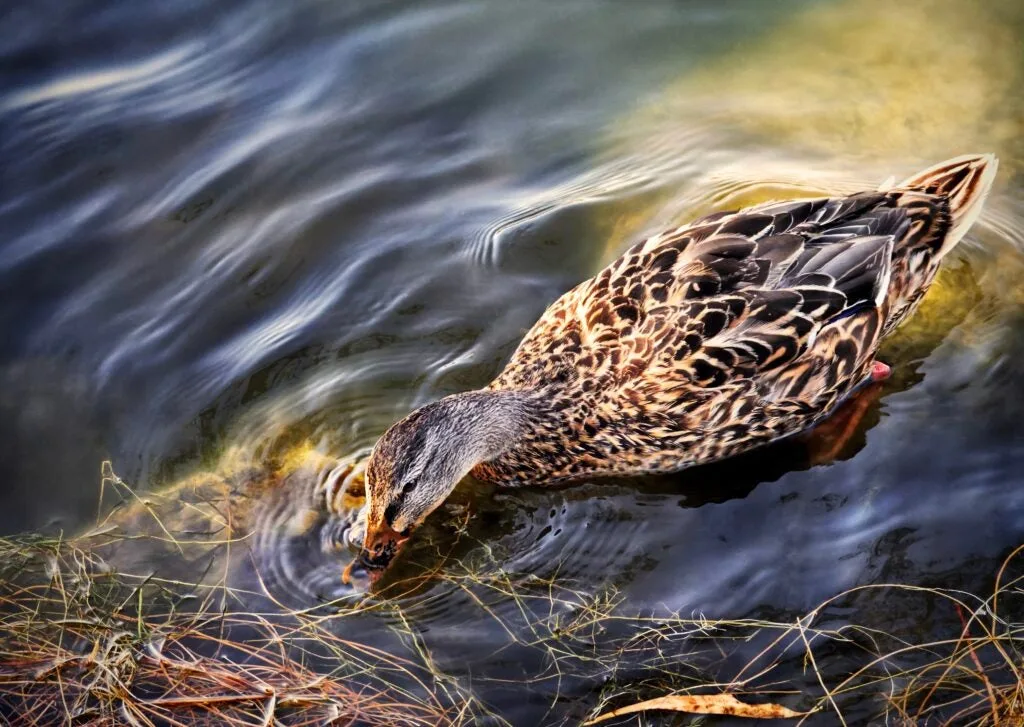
[341,559,357,585]
[804,362,890,465]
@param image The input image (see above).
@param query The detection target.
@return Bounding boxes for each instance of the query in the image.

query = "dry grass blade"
[1,458,1023,726]
[435,538,1024,727]
[584,693,811,723]
[0,533,473,727]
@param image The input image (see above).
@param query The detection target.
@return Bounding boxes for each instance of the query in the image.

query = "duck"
[338,154,997,582]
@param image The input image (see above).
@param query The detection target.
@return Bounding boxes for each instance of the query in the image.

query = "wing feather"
[494,189,927,407]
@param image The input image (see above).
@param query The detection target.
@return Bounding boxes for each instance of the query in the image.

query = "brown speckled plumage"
[472,154,997,486]
[345,155,997,576]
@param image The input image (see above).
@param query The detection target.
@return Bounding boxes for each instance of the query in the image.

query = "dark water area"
[2,0,1024,724]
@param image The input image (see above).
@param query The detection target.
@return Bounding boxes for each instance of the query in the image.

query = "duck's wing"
[645,193,921,388]
[495,187,959,410]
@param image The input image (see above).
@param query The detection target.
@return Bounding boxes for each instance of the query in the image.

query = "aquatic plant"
[0,463,1020,726]
[0,534,481,726]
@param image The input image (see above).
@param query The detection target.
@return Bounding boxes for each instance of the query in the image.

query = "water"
[2,0,1023,724]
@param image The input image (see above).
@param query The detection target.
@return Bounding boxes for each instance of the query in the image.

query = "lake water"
[2,0,1023,724]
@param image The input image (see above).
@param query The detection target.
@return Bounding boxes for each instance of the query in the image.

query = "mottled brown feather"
[472,156,996,486]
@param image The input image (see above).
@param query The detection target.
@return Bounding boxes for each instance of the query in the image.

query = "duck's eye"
[383,480,417,529]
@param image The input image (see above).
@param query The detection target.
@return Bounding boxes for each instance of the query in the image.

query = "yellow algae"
[96,468,262,537]
[618,0,1022,166]
[272,440,338,476]
[216,436,333,479]
[210,443,259,480]
[878,260,983,361]
[77,432,382,595]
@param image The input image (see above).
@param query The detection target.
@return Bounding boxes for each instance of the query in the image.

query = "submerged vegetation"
[0,535,470,725]
[0,464,1021,726]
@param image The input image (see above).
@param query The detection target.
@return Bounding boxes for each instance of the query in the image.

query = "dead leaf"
[584,693,812,724]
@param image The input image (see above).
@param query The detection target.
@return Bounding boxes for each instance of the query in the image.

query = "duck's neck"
[431,389,537,476]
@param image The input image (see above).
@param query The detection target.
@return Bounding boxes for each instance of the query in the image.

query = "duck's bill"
[362,522,410,565]
[340,556,388,587]
[340,532,410,586]
[365,562,388,585]
[359,534,409,570]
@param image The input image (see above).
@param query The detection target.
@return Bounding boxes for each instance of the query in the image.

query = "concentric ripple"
[240,457,368,605]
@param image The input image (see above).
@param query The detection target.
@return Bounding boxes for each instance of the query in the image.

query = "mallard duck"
[341,154,997,579]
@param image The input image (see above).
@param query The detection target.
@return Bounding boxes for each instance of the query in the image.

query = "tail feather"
[890,153,998,258]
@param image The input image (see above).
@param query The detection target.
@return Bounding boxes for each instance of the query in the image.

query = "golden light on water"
[126,0,1024,531]
[618,0,1022,166]
[695,0,1020,162]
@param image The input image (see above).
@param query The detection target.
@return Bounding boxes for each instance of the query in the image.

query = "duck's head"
[355,390,531,576]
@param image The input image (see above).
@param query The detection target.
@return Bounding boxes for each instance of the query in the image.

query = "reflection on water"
[2,0,1023,723]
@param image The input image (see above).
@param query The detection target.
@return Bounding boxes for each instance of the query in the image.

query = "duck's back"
[478,155,996,485]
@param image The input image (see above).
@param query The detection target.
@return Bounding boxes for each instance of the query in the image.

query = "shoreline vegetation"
[0,466,1021,725]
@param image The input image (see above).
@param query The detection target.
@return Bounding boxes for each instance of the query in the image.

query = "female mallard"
[343,154,997,578]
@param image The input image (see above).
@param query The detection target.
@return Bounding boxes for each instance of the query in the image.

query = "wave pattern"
[2,0,1024,723]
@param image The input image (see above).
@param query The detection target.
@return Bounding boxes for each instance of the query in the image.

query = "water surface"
[2,0,1023,724]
